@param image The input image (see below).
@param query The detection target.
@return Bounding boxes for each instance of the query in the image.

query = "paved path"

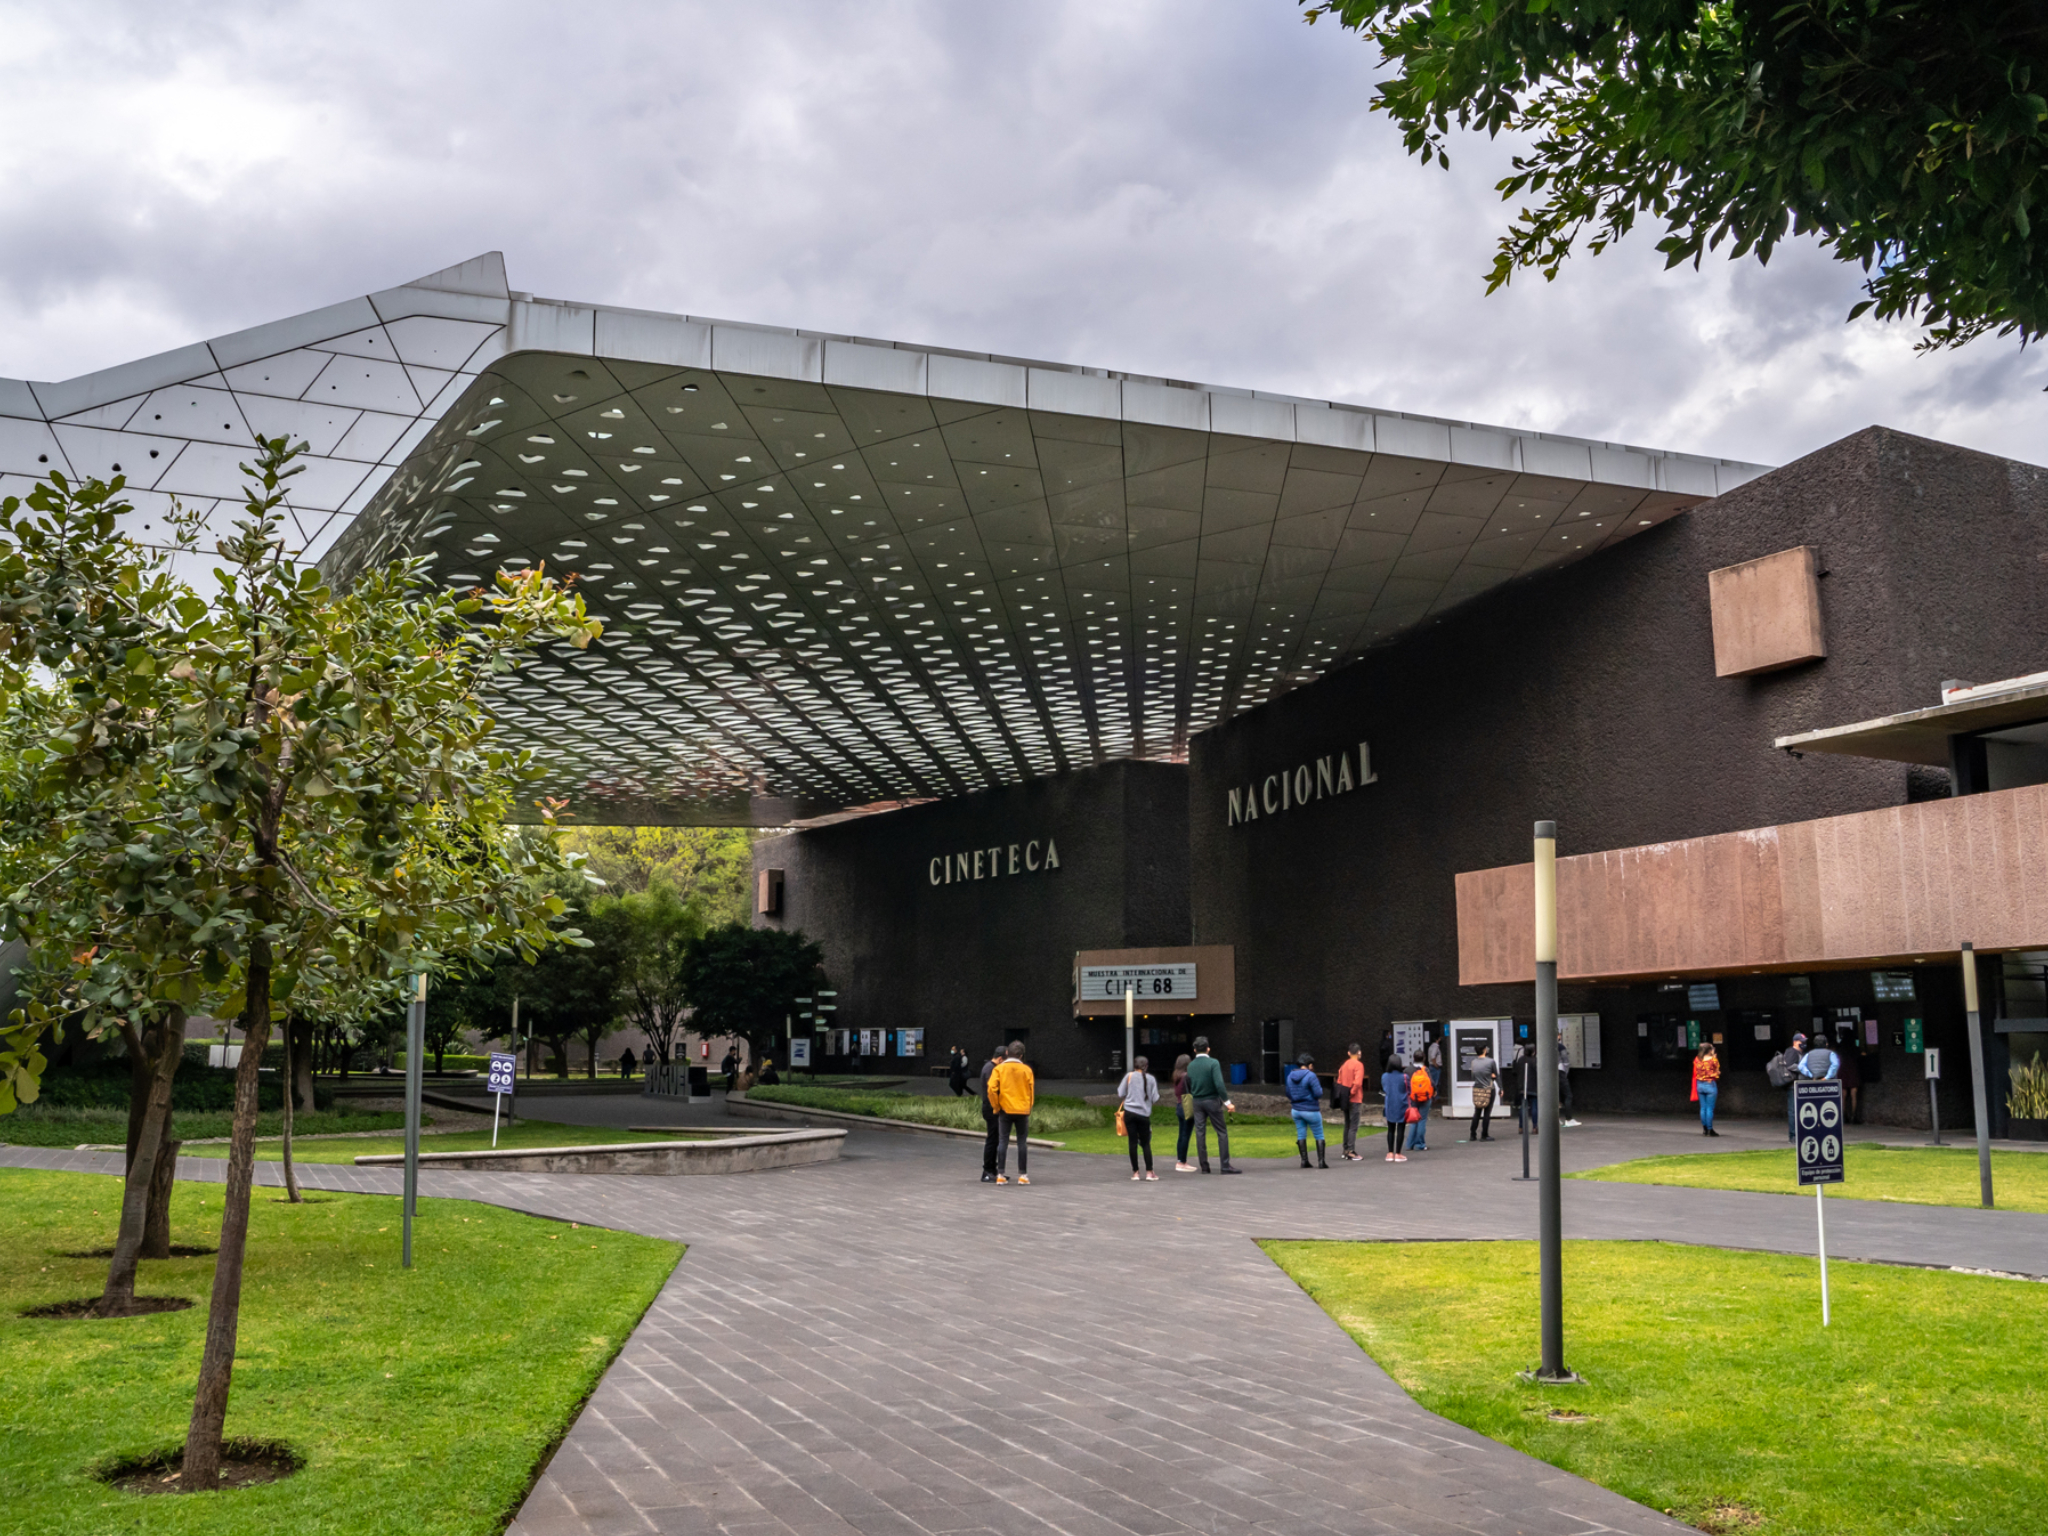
[8,1112,2047,1536]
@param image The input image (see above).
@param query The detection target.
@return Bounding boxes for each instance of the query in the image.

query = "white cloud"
[2,0,2041,468]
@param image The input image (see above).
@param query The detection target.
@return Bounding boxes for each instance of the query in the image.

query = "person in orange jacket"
[1407,1054,1436,1151]
[989,1042,1037,1185]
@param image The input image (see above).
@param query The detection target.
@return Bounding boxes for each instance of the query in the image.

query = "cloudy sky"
[4,0,2042,470]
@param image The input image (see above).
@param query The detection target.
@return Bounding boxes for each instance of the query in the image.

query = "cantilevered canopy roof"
[1,253,1770,825]
[1776,678,2048,766]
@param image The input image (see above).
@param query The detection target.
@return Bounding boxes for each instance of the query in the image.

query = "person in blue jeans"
[1284,1052,1329,1169]
[1406,1056,1435,1151]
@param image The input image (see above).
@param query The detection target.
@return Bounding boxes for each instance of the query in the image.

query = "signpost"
[486,1052,517,1148]
[1794,1079,1846,1326]
[403,972,426,1270]
[790,1037,812,1069]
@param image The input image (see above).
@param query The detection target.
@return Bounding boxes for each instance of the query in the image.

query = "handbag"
[1115,1106,1127,1137]
[1472,1085,1492,1110]
[1405,1105,1420,1123]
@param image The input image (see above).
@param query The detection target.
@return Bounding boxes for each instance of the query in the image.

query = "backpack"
[1409,1067,1432,1103]
[1766,1052,1793,1088]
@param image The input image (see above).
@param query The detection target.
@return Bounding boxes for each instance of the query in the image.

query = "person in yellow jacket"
[989,1042,1036,1185]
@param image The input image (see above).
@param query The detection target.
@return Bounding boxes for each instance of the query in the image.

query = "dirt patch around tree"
[57,1244,216,1258]
[22,1295,194,1319]
[99,1438,302,1494]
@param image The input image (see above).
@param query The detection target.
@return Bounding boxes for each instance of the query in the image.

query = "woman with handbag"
[1381,1053,1413,1162]
[1116,1055,1162,1180]
[1692,1044,1721,1136]
[1469,1044,1500,1142]
[1171,1053,1197,1172]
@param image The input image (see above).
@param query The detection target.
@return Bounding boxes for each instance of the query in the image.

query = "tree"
[677,923,827,1065]
[600,882,704,1066]
[1301,1,2048,348]
[0,440,599,1487]
[556,826,752,928]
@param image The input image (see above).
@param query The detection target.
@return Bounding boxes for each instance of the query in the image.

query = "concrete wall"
[755,759,1190,1077]
[761,427,2048,1123]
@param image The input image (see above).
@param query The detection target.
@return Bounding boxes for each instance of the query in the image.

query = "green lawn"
[0,1108,406,1150]
[1266,1238,2048,1536]
[1574,1144,2048,1213]
[0,1168,678,1535]
[182,1118,702,1164]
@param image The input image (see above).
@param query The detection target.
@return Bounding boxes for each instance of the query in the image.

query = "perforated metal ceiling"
[2,255,1771,825]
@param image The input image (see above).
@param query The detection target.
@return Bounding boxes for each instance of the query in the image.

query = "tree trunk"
[143,1133,179,1258]
[97,1007,187,1315]
[181,959,273,1492]
[293,1017,315,1111]
[280,1010,301,1204]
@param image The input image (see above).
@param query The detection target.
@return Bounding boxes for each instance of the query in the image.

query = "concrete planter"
[354,1128,844,1175]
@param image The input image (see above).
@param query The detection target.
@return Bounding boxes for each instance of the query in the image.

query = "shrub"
[32,1058,333,1113]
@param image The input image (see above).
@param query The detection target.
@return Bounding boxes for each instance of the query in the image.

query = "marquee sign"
[1078,963,1197,1003]
[1227,741,1377,827]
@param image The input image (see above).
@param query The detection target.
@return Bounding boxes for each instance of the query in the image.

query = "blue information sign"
[487,1052,517,1095]
[1794,1080,1845,1186]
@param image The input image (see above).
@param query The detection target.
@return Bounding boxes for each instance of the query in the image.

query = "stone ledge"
[726,1092,1065,1147]
[353,1128,845,1175]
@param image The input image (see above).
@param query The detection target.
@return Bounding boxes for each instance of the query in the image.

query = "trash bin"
[1228,1061,1248,1085]
[688,1065,711,1102]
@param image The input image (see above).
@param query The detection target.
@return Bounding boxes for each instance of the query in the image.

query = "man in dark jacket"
[1184,1038,1240,1174]
[1285,1051,1329,1169]
[1770,1036,1808,1142]
[976,1047,1006,1182]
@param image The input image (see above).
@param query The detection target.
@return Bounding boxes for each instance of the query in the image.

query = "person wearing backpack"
[1284,1052,1329,1169]
[1406,1054,1436,1150]
[1115,1055,1161,1181]
[1767,1036,1806,1142]
[1381,1053,1412,1162]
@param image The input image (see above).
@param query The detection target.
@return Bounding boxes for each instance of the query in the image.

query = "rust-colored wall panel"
[1708,544,1826,677]
[1457,783,2048,982]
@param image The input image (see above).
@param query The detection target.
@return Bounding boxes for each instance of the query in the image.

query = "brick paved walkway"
[8,1114,2046,1536]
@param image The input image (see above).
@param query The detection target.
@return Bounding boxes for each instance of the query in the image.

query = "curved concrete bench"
[725,1091,1065,1147]
[353,1128,844,1175]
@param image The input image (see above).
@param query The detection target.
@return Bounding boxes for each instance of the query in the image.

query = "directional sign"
[1795,1080,1846,1186]
[486,1052,517,1095]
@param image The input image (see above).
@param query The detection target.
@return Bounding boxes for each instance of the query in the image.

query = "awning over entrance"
[1774,677,2048,766]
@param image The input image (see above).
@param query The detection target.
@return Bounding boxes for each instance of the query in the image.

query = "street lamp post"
[403,971,425,1269]
[1962,942,1994,1208]
[1533,821,1576,1383]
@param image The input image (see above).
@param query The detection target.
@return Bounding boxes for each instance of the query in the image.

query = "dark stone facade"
[759,428,2048,1122]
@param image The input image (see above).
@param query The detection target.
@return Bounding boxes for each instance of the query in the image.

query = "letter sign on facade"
[928,836,1060,885]
[1229,741,1378,827]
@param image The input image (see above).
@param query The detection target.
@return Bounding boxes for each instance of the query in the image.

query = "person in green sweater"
[1182,1038,1241,1175]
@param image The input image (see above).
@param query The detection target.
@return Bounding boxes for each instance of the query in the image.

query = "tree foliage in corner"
[1302,0,2048,348]
[678,923,827,1062]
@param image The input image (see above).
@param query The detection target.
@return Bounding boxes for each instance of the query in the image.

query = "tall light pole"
[1962,942,1994,1208]
[1124,986,1135,1078]
[403,971,425,1269]
[1533,821,1575,1382]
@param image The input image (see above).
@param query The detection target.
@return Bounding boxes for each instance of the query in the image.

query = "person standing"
[1285,1052,1329,1169]
[1469,1043,1500,1142]
[1406,1055,1435,1151]
[1184,1037,1240,1174]
[1557,1034,1579,1127]
[1838,1036,1863,1122]
[976,1045,1006,1182]
[618,1045,638,1081]
[947,1046,969,1097]
[720,1046,740,1092]
[1381,1053,1412,1162]
[1692,1044,1721,1136]
[1116,1055,1161,1180]
[990,1042,1036,1185]
[1769,1034,1808,1142]
[1426,1035,1445,1104]
[1800,1032,1839,1082]
[1171,1053,1198,1172]
[1334,1044,1366,1160]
